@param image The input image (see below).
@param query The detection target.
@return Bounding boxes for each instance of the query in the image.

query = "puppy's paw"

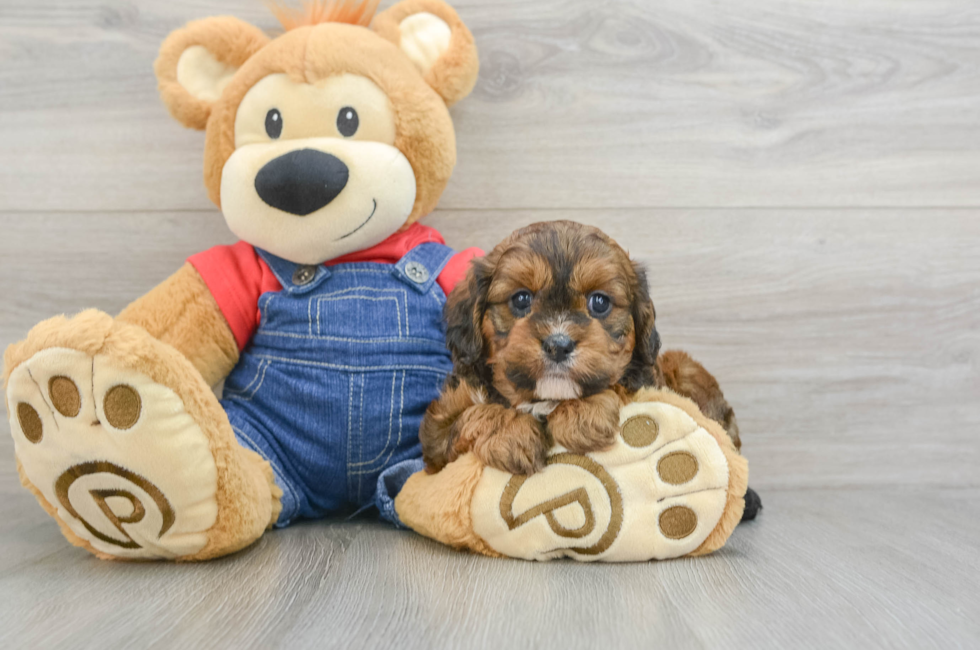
[547,391,621,454]
[450,405,550,476]
[471,416,549,476]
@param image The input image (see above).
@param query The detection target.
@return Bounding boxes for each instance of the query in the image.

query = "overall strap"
[391,242,456,294]
[255,248,333,295]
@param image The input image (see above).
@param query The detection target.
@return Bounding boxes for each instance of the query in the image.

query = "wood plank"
[0,488,976,649]
[2,208,978,490]
[1,0,979,211]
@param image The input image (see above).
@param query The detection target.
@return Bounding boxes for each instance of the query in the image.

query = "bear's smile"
[338,199,377,240]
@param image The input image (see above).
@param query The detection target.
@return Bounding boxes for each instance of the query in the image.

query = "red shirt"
[188,223,481,351]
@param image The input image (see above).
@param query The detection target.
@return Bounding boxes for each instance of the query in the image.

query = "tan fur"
[6,0,479,561]
[155,17,271,130]
[372,0,479,107]
[400,388,747,560]
[630,388,748,557]
[117,263,239,387]
[394,453,502,557]
[3,311,280,561]
[156,1,477,223]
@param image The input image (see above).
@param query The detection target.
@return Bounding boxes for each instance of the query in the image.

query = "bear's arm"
[117,263,239,386]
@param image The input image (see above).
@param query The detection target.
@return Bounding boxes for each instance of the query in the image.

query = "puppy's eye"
[510,290,533,315]
[265,108,283,139]
[588,292,612,317]
[337,106,359,137]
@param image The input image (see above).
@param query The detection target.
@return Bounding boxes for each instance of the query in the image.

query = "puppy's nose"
[254,149,349,216]
[542,334,576,363]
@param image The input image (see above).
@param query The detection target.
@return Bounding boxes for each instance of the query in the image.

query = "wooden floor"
[1,1,978,648]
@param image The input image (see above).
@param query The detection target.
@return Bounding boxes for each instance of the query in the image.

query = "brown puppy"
[420,220,742,477]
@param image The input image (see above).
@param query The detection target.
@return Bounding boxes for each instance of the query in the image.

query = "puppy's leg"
[451,404,550,476]
[657,351,761,521]
[657,350,741,450]
[420,376,478,473]
[546,389,623,454]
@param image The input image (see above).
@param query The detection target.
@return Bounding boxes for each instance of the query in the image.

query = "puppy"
[420,220,743,478]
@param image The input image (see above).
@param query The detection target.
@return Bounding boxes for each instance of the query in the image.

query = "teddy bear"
[3,0,749,562]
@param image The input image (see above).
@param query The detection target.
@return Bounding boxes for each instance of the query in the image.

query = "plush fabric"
[4,311,279,561]
[372,0,479,106]
[200,21,470,224]
[117,263,240,386]
[3,1,746,564]
[5,1,482,561]
[396,389,748,561]
[155,17,270,130]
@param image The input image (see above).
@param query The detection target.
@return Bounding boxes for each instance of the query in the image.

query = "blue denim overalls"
[219,243,456,526]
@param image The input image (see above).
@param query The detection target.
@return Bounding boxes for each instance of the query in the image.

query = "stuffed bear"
[4,0,482,561]
[3,0,749,562]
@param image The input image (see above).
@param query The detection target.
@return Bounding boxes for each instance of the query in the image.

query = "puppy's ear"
[372,0,479,106]
[444,256,492,388]
[155,17,269,130]
[620,263,661,392]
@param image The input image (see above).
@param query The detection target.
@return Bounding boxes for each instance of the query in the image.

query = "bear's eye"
[587,292,612,318]
[265,109,282,139]
[509,290,533,316]
[337,106,359,137]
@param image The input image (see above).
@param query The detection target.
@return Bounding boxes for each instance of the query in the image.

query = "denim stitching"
[222,360,270,401]
[327,269,392,275]
[357,374,365,500]
[311,286,410,335]
[387,370,406,474]
[229,245,456,520]
[352,370,407,476]
[254,331,443,346]
[307,291,314,336]
[312,285,408,297]
[250,355,448,374]
[259,292,276,328]
[346,373,354,500]
[315,295,403,337]
[428,286,449,307]
[350,371,397,469]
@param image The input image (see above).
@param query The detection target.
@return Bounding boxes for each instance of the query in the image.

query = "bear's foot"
[4,311,278,560]
[396,388,748,562]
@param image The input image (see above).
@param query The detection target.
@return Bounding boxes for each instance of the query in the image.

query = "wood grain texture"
[2,0,979,648]
[3,209,978,490]
[1,0,979,211]
[0,487,977,649]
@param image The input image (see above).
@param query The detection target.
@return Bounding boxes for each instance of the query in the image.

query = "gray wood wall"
[1,1,978,648]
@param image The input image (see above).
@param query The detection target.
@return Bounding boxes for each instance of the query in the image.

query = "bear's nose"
[542,334,576,364]
[254,149,349,216]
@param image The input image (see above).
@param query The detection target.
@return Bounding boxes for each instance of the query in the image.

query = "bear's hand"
[117,263,238,386]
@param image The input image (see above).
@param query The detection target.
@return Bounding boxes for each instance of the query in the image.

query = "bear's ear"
[373,0,479,106]
[155,17,270,130]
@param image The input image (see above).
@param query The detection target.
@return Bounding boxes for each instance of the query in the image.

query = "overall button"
[292,265,316,286]
[405,262,429,284]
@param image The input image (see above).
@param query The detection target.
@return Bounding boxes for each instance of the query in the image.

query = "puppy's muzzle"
[254,148,349,216]
[542,334,576,364]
